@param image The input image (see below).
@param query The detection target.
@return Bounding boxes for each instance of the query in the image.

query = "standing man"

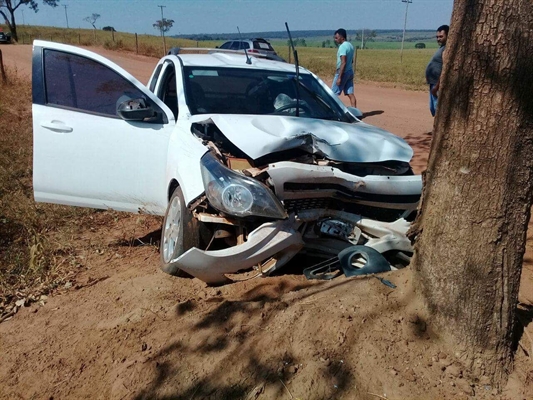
[425,25,449,116]
[332,28,357,108]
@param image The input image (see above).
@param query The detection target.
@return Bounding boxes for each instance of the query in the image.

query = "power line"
[63,5,69,29]
[158,5,167,54]
[400,0,412,63]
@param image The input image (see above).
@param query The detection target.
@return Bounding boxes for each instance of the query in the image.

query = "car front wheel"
[160,186,199,276]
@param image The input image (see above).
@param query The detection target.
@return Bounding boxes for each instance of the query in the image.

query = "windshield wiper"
[285,23,301,117]
[297,81,345,121]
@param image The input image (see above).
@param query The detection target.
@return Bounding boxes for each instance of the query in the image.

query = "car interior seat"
[188,81,207,114]
[162,73,178,119]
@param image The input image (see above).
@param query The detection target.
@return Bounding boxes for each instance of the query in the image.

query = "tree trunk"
[9,12,17,42]
[0,7,17,42]
[410,0,533,386]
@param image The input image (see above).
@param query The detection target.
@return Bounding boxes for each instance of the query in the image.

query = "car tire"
[160,186,199,277]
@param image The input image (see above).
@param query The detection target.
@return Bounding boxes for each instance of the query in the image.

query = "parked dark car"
[0,31,12,44]
[218,38,285,62]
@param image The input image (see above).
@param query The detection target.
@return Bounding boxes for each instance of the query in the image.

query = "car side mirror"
[346,106,363,119]
[117,98,156,121]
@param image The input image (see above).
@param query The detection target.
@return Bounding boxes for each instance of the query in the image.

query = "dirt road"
[0,43,531,400]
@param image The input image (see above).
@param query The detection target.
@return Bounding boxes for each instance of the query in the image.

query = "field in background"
[270,39,438,50]
[4,25,432,90]
[10,25,213,57]
[275,46,432,89]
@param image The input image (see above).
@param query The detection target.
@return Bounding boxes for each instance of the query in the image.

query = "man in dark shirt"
[425,25,449,116]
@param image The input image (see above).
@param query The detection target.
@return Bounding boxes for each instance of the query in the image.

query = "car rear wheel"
[160,186,199,277]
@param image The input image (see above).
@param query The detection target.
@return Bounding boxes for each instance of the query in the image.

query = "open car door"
[32,40,175,215]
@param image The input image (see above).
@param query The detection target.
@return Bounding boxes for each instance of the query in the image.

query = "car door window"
[157,63,178,119]
[44,49,149,117]
[231,41,248,50]
[219,41,233,49]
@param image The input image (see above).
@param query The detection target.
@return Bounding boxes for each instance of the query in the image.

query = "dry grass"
[13,25,213,57]
[276,46,433,90]
[6,24,432,89]
[0,67,97,318]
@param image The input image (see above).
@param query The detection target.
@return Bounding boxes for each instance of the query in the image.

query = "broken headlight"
[200,153,287,219]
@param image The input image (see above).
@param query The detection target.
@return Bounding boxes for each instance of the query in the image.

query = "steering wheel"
[273,101,311,115]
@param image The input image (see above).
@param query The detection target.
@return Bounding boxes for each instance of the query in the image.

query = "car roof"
[174,52,305,73]
[222,38,272,43]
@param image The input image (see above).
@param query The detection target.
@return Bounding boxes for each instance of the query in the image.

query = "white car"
[32,40,422,285]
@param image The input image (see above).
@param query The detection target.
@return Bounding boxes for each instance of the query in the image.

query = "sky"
[14,0,454,35]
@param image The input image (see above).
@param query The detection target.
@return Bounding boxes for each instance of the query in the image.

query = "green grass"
[274,46,433,90]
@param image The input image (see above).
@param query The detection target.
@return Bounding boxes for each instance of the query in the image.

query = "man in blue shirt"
[332,28,356,108]
[425,25,449,116]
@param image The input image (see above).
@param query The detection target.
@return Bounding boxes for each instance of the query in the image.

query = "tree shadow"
[515,304,533,356]
[130,272,430,400]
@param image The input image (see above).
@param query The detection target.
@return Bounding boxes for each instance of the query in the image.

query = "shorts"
[332,72,354,95]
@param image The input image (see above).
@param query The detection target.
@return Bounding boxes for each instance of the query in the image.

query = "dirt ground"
[0,44,532,399]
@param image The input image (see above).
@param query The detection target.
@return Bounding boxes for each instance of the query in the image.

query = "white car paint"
[32,41,422,285]
[32,41,176,214]
[32,105,172,215]
[202,114,413,162]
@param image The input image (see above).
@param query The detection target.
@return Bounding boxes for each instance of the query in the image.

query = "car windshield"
[183,67,350,122]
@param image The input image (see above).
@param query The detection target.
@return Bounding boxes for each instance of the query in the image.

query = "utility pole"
[21,9,25,26]
[157,5,167,54]
[400,0,412,63]
[63,5,69,29]
[361,28,364,50]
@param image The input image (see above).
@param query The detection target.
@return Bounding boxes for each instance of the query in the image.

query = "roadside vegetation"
[10,25,215,57]
[0,66,98,321]
[277,46,433,89]
[5,24,433,90]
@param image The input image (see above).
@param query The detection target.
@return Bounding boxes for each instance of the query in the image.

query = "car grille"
[283,197,409,222]
[283,182,420,205]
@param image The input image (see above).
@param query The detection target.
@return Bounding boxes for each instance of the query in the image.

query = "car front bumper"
[170,210,413,285]
[171,164,421,285]
[170,218,305,285]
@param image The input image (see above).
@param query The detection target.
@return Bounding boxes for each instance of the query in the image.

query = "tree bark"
[410,0,533,386]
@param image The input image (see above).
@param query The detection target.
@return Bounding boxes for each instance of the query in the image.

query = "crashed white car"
[32,40,421,285]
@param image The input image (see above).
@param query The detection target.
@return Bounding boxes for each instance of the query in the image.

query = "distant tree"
[84,13,100,41]
[83,13,100,30]
[153,18,174,35]
[102,26,116,32]
[0,0,58,41]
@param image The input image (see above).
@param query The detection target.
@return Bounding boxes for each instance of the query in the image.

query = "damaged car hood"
[191,114,414,162]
